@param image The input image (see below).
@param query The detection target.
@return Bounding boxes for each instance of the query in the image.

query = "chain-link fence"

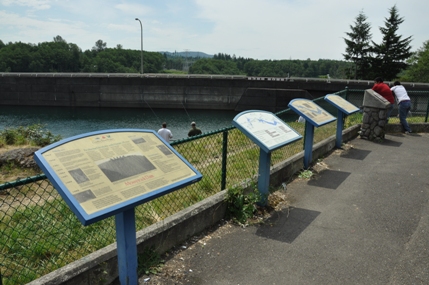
[1,89,428,284]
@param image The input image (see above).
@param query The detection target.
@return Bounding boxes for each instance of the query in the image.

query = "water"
[0,106,239,141]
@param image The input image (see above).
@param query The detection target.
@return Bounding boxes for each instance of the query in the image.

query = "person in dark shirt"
[188,122,202,137]
[372,77,394,120]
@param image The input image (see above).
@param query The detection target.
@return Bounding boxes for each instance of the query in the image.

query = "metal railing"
[0,89,428,284]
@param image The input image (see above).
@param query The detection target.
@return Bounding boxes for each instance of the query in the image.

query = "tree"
[53,35,67,43]
[371,5,412,80]
[343,11,372,79]
[92,40,107,52]
[401,40,429,83]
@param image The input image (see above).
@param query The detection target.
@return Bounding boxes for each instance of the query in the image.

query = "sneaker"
[405,131,412,135]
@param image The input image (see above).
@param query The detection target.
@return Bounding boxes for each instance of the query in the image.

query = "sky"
[1,0,428,60]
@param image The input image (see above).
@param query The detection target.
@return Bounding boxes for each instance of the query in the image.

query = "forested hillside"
[0,36,352,78]
[1,34,427,82]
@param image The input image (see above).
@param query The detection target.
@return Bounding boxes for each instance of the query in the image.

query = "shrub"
[0,124,61,147]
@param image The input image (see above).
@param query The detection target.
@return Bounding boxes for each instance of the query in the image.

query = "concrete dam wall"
[1,73,428,111]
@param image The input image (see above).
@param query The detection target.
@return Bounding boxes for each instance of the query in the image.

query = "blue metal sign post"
[116,208,138,285]
[324,94,360,148]
[34,129,202,284]
[257,150,272,205]
[232,110,302,205]
[303,121,315,169]
[288,99,336,169]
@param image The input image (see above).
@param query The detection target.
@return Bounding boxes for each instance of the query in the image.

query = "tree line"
[0,36,166,73]
[0,37,352,79]
[189,55,351,79]
[0,5,428,83]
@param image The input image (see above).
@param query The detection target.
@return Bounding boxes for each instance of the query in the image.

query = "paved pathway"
[140,133,429,285]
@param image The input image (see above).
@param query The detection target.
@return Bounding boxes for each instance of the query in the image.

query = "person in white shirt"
[157,122,173,143]
[296,116,305,123]
[391,81,412,134]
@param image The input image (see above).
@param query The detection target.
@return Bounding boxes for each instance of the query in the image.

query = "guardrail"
[1,72,429,88]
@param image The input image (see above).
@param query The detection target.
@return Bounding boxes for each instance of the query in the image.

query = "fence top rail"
[0,174,47,191]
[171,126,236,145]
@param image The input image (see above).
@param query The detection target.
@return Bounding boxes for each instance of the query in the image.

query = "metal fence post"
[221,130,228,190]
[425,92,429,123]
[345,86,349,101]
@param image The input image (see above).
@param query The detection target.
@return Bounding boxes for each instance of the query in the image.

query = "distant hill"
[158,51,213,58]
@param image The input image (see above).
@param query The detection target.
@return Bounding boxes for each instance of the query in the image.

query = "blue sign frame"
[324,94,360,148]
[232,110,302,205]
[288,99,336,169]
[34,129,202,226]
[288,98,336,127]
[232,110,302,153]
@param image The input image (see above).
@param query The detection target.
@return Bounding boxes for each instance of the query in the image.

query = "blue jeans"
[386,104,394,120]
[399,101,411,132]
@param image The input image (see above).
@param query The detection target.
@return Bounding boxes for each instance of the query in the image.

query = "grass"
[0,160,41,184]
[0,124,62,183]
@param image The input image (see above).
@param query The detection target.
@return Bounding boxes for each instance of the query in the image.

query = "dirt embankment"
[0,146,41,183]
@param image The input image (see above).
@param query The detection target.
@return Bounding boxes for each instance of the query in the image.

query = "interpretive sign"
[232,110,302,205]
[324,94,360,148]
[324,94,360,115]
[34,129,202,226]
[288,99,336,169]
[288,98,335,127]
[232,110,302,153]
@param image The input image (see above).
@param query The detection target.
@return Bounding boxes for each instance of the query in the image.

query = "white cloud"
[1,0,50,10]
[115,3,149,16]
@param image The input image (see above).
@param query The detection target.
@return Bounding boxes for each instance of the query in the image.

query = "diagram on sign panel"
[295,102,330,119]
[240,113,293,137]
[243,115,280,128]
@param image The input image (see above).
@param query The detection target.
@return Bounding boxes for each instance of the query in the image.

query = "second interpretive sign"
[34,129,202,225]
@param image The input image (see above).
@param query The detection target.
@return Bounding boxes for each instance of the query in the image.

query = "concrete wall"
[2,73,428,110]
[27,124,361,285]
[235,88,314,112]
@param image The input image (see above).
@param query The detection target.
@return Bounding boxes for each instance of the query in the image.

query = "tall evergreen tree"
[371,5,412,80]
[343,11,372,79]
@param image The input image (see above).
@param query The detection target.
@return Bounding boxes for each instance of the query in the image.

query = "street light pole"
[135,18,143,74]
